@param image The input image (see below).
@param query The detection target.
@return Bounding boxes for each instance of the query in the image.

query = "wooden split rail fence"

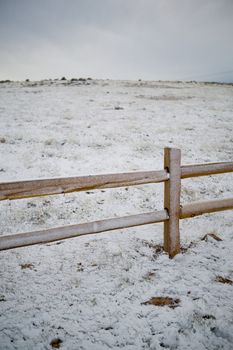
[0,148,233,257]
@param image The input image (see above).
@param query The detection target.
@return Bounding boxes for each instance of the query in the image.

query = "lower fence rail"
[0,210,168,251]
[181,197,233,219]
[1,196,232,252]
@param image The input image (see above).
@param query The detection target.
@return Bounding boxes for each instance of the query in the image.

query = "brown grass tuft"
[215,276,233,285]
[201,233,223,242]
[50,338,63,348]
[20,263,34,270]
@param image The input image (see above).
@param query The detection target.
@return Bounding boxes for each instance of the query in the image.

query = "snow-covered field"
[0,79,233,350]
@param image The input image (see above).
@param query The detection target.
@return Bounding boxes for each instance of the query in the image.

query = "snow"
[0,79,233,349]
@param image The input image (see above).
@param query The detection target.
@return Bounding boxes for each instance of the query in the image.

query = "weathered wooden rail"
[0,148,233,257]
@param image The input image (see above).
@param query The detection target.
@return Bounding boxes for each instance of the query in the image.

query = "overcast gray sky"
[0,0,233,82]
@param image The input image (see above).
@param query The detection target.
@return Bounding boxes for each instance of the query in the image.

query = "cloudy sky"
[0,0,233,82]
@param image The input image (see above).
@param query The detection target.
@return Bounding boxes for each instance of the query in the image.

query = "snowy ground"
[0,79,233,350]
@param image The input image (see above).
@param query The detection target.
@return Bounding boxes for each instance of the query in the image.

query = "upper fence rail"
[0,170,168,201]
[0,161,233,201]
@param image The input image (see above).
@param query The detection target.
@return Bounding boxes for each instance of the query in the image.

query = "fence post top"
[164,147,181,152]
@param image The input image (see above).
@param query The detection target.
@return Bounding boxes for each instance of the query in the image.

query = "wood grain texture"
[1,161,233,201]
[0,170,169,201]
[180,198,233,218]
[0,210,168,251]
[164,148,181,258]
[181,162,233,178]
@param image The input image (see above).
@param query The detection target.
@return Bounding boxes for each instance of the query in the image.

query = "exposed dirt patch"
[142,297,180,308]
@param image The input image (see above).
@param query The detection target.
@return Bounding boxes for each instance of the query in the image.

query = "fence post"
[163,148,181,258]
